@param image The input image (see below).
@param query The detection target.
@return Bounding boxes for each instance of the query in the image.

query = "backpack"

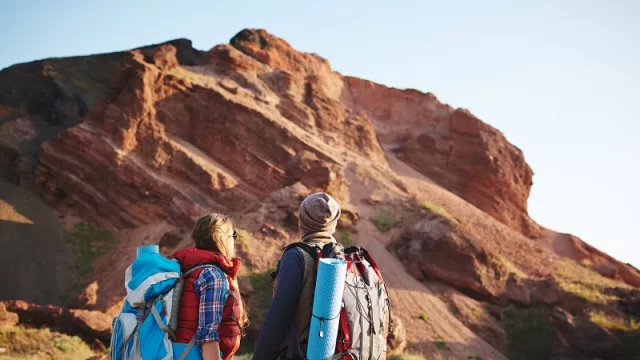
[109,252,229,360]
[273,241,393,360]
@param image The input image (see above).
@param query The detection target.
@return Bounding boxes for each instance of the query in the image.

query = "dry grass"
[554,259,624,304]
[557,281,616,304]
[555,259,625,288]
[500,257,527,278]
[421,201,452,219]
[590,312,640,332]
[0,325,94,360]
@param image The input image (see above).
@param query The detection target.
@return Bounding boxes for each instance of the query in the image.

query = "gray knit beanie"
[298,192,341,235]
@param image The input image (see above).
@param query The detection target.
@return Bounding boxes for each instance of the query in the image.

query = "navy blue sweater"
[253,249,305,360]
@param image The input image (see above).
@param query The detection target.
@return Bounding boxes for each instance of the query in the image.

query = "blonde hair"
[191,213,249,328]
[192,213,234,258]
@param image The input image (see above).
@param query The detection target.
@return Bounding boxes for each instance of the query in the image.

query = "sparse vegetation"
[468,306,490,321]
[554,259,623,304]
[557,281,616,304]
[341,231,353,246]
[64,221,114,294]
[500,257,527,278]
[370,210,400,233]
[589,312,640,357]
[555,258,624,288]
[419,312,429,322]
[243,270,273,326]
[590,312,640,332]
[236,269,274,354]
[388,353,427,360]
[502,307,556,360]
[435,336,448,350]
[0,325,94,360]
[421,201,451,218]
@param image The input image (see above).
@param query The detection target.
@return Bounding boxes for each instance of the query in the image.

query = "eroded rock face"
[388,216,511,300]
[0,29,387,232]
[549,309,623,359]
[560,234,640,287]
[0,28,541,242]
[345,78,540,238]
[285,150,349,204]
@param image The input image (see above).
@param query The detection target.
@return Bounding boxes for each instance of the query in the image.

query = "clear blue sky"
[1,0,638,266]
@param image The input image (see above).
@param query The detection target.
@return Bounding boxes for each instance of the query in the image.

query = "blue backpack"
[109,251,229,360]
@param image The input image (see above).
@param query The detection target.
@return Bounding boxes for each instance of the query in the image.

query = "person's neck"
[301,232,336,243]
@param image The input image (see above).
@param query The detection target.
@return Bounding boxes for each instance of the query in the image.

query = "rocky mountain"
[1,29,638,359]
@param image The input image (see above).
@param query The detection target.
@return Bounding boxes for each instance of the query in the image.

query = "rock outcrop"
[556,233,640,287]
[345,77,540,237]
[1,28,538,238]
[0,301,110,344]
[388,214,512,300]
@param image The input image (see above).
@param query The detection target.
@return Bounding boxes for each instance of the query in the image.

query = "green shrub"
[0,325,94,359]
[419,312,429,322]
[64,222,114,294]
[370,211,399,233]
[502,308,557,360]
[341,231,353,246]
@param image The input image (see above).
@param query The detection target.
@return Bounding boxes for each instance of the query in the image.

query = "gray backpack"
[274,242,393,360]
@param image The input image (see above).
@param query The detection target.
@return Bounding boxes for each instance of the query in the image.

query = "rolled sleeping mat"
[306,258,347,360]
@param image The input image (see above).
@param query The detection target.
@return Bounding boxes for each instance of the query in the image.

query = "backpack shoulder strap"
[270,242,322,281]
[180,264,219,279]
[358,247,383,281]
[285,242,321,259]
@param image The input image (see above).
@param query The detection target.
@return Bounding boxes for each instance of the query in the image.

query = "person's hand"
[202,342,222,360]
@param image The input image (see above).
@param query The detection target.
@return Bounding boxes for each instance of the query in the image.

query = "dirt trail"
[345,164,506,360]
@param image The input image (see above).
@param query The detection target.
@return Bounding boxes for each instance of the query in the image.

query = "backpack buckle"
[136,307,146,322]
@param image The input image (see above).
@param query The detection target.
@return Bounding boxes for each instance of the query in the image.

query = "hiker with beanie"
[253,192,342,359]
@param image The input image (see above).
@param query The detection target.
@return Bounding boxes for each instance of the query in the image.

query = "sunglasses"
[232,230,238,240]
